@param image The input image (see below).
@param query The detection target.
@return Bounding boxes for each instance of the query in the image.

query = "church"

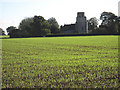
[60,12,88,34]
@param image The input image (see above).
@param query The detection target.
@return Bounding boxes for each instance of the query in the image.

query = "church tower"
[75,12,88,33]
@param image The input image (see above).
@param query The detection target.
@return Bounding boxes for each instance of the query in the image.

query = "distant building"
[60,12,88,34]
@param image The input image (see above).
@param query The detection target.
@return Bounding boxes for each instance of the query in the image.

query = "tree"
[19,15,51,37]
[0,28,5,35]
[31,15,51,36]
[9,29,22,38]
[19,17,34,36]
[48,17,60,34]
[116,16,120,33]
[88,17,98,32]
[6,26,22,38]
[6,26,17,35]
[100,12,118,34]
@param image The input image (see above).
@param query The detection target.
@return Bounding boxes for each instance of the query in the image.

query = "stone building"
[60,12,88,34]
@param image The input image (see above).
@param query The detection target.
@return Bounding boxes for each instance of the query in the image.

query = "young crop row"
[2,36,119,88]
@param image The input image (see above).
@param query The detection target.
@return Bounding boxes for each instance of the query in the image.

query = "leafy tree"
[19,16,51,37]
[116,16,120,33]
[48,17,60,34]
[6,26,17,35]
[6,26,22,38]
[19,17,34,36]
[100,12,117,25]
[9,29,22,38]
[0,28,5,35]
[100,12,118,34]
[88,17,98,32]
[31,15,51,36]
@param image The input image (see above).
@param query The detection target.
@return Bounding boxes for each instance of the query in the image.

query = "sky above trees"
[0,0,119,34]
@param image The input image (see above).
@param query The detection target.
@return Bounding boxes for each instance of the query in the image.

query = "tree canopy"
[6,11,119,38]
[6,26,16,35]
[31,16,51,36]
[88,17,98,32]
[48,17,60,34]
[0,28,5,35]
[99,12,118,34]
[18,15,51,37]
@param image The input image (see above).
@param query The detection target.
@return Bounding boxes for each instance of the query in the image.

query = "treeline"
[6,16,60,38]
[2,11,120,38]
[0,28,5,35]
[88,12,120,34]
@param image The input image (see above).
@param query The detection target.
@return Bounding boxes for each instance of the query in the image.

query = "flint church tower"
[75,12,88,33]
[60,12,88,34]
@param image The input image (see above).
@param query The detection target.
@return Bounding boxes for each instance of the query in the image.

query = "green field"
[0,35,9,39]
[1,36,119,88]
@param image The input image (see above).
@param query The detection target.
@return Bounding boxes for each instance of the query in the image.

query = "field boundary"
[5,34,120,38]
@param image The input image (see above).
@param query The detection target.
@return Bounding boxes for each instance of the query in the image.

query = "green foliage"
[100,12,117,26]
[48,17,60,34]
[2,36,119,88]
[18,15,51,37]
[6,12,119,37]
[99,12,118,34]
[6,26,22,38]
[6,26,17,35]
[19,17,34,36]
[88,17,98,32]
[31,16,51,36]
[0,28,5,35]
[9,29,22,38]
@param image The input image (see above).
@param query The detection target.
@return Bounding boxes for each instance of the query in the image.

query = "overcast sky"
[0,0,119,33]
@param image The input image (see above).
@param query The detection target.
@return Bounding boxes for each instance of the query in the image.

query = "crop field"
[0,35,9,39]
[1,35,119,88]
